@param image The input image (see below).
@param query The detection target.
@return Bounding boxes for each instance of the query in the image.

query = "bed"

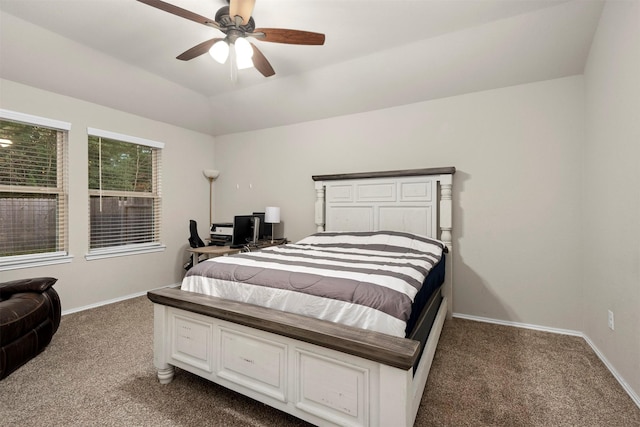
[148,167,455,427]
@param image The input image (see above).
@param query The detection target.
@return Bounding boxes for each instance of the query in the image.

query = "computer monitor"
[231,215,254,248]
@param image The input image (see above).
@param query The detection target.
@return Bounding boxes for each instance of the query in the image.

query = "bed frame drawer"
[170,313,213,372]
[218,327,287,401]
[296,349,369,427]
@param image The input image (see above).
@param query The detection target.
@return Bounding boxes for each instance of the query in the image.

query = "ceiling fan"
[137,0,325,78]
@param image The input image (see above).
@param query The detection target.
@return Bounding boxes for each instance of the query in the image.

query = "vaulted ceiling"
[0,0,604,136]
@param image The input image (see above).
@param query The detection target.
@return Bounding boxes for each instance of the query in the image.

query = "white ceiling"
[0,0,604,136]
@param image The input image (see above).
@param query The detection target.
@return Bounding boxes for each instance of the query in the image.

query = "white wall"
[583,0,640,402]
[1,0,635,405]
[215,76,585,331]
[0,79,216,311]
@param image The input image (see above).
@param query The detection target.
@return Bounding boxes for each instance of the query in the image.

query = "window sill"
[85,244,166,261]
[0,253,74,272]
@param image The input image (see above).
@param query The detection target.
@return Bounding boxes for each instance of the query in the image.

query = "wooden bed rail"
[148,288,420,370]
[311,167,456,182]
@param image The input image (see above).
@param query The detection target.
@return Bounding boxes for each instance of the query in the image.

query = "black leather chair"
[0,277,61,380]
[185,219,206,270]
[188,219,206,249]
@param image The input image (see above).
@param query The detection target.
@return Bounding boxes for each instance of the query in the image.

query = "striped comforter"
[181,231,445,337]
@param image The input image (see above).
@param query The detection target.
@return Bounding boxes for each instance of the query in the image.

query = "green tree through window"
[88,133,162,251]
[0,117,68,258]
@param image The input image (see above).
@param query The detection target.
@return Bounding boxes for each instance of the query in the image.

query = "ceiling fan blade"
[252,28,325,45]
[229,0,255,26]
[137,0,220,30]
[177,38,224,61]
[250,43,275,77]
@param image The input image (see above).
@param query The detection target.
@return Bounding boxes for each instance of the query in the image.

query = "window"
[0,109,71,270]
[87,128,164,259]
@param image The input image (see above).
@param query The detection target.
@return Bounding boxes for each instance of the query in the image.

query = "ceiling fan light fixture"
[236,54,254,70]
[234,37,254,69]
[209,40,229,64]
[234,37,253,59]
[137,0,326,79]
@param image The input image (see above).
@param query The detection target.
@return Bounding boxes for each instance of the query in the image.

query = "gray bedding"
[182,231,445,337]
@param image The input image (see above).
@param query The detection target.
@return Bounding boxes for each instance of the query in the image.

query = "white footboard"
[149,288,446,427]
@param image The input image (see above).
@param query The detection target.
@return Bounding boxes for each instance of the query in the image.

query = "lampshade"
[236,55,253,70]
[265,206,280,224]
[234,38,253,58]
[209,40,229,64]
[234,38,254,70]
[203,169,220,180]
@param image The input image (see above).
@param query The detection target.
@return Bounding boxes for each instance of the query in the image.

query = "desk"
[187,245,240,266]
[243,238,288,251]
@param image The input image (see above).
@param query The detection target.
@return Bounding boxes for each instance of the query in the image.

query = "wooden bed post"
[378,365,413,427]
[314,181,325,232]
[153,304,175,384]
[439,174,454,318]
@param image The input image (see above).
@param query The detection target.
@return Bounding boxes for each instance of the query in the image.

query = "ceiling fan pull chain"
[230,47,238,83]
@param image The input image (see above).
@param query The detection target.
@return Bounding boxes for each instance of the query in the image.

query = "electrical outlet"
[608,310,615,330]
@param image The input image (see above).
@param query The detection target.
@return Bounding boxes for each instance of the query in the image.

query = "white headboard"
[312,167,455,317]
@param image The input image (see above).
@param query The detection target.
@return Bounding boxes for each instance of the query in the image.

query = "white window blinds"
[0,110,70,262]
[87,128,163,253]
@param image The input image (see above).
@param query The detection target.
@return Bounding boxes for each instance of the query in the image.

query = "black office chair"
[185,220,206,270]
[188,219,206,249]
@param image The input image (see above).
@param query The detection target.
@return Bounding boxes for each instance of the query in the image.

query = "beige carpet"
[1,295,638,426]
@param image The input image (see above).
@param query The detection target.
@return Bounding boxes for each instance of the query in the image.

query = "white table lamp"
[265,206,280,243]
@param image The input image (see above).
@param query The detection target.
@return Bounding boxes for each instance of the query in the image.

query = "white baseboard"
[452,312,640,410]
[582,334,640,409]
[61,282,181,316]
[453,312,584,336]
